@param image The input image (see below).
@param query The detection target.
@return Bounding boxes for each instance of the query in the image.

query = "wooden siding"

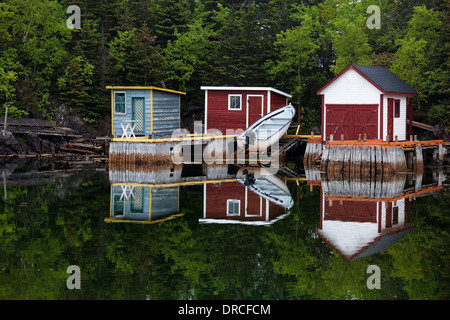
[206,90,288,133]
[270,90,289,111]
[152,90,180,136]
[151,186,179,219]
[111,89,181,137]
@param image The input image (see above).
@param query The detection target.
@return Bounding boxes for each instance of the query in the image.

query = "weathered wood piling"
[304,136,446,178]
[317,145,407,179]
[109,141,179,171]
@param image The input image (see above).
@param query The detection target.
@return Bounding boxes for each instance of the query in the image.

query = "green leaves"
[109,29,136,72]
[164,2,215,91]
[330,16,373,74]
[0,0,447,128]
[391,5,444,121]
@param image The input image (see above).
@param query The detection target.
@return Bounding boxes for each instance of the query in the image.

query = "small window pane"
[115,93,125,113]
[227,199,240,216]
[229,95,241,110]
[394,100,400,118]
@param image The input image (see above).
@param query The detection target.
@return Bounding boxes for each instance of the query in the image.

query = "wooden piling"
[415,145,424,172]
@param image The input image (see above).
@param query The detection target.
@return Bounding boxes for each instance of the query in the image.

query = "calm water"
[0,160,449,300]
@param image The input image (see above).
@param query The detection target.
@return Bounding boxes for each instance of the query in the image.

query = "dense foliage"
[0,0,448,130]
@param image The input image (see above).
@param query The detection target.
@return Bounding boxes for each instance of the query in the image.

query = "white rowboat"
[237,104,296,151]
[236,167,294,209]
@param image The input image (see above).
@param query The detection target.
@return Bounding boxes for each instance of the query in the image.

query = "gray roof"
[352,64,418,94]
[350,227,415,261]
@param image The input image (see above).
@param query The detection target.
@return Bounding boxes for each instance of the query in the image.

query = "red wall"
[324,199,377,223]
[205,182,285,222]
[206,90,288,134]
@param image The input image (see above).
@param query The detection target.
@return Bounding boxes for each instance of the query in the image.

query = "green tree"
[331,16,373,74]
[152,0,193,47]
[2,0,71,119]
[127,23,166,86]
[0,3,22,117]
[265,4,320,129]
[108,25,165,86]
[391,5,443,121]
[164,1,215,92]
[57,56,95,120]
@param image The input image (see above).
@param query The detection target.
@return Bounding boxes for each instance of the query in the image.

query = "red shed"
[201,86,292,134]
[200,181,289,225]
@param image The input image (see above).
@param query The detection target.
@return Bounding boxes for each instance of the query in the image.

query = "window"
[228,94,242,110]
[394,100,400,118]
[226,199,241,216]
[115,92,126,113]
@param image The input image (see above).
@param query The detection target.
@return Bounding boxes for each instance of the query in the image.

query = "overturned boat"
[236,167,294,209]
[237,104,296,152]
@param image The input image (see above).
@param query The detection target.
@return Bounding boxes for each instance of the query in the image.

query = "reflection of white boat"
[236,167,293,209]
[237,104,296,151]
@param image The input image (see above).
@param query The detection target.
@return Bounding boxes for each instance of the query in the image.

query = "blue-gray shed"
[107,86,186,137]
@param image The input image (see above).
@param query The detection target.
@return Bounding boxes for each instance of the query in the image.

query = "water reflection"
[306,166,444,261]
[108,164,294,226]
[0,157,448,299]
[108,185,182,224]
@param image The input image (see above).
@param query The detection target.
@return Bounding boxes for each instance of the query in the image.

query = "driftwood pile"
[53,138,109,166]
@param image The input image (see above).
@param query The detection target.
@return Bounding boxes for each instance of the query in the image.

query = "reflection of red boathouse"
[315,184,442,261]
[201,180,290,226]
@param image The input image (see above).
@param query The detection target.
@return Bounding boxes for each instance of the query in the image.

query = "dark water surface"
[0,162,449,300]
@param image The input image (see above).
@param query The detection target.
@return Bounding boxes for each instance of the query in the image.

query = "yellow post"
[110,90,114,136]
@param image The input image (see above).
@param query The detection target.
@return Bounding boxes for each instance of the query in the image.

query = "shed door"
[246,190,261,217]
[387,98,394,140]
[324,199,377,223]
[247,95,263,127]
[326,104,378,140]
[132,97,145,135]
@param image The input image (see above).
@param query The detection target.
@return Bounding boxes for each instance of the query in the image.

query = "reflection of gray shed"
[107,185,181,224]
[107,86,186,137]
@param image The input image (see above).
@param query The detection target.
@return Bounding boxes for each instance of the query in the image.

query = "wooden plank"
[69,142,103,151]
[320,146,329,173]
[407,120,433,131]
[342,145,351,180]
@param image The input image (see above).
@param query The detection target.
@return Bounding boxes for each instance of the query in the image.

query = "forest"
[0,0,448,136]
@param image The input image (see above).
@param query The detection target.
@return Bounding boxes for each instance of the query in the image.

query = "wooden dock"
[109,134,304,167]
[303,134,448,176]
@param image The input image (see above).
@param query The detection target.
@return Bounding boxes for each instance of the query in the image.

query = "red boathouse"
[200,181,290,226]
[201,86,292,134]
[317,64,418,142]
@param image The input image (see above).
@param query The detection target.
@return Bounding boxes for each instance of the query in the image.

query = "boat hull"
[236,167,294,209]
[237,105,296,152]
